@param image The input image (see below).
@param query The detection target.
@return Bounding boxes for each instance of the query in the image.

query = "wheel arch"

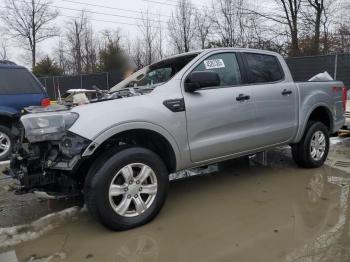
[296,104,333,142]
[81,122,181,174]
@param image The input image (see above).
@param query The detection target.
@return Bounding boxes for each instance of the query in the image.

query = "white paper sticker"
[204,59,225,69]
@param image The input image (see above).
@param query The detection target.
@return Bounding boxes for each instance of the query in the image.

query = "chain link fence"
[285,53,350,88]
[38,70,123,99]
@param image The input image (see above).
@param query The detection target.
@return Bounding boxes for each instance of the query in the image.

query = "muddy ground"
[0,137,349,262]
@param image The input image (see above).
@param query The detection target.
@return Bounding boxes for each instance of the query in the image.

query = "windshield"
[109,52,200,92]
[125,67,173,89]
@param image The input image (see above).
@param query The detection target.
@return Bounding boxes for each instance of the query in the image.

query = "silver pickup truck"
[8,48,347,230]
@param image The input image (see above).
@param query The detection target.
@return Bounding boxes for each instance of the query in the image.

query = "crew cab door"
[242,52,298,147]
[183,51,256,163]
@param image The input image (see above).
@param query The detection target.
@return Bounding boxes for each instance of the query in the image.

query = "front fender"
[81,121,182,169]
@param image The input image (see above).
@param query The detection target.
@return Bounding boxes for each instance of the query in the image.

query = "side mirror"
[185,71,220,92]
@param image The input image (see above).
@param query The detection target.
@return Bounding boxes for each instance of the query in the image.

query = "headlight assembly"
[21,112,79,142]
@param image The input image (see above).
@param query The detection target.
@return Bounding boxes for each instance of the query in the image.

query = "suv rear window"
[245,53,284,84]
[0,68,44,94]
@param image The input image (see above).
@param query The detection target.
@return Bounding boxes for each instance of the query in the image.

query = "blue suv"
[0,61,49,161]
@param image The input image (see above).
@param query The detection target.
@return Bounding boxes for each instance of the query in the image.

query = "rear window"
[245,53,284,84]
[0,68,43,94]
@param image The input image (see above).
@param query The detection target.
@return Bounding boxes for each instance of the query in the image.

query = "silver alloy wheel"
[109,163,158,217]
[0,131,11,158]
[310,131,326,161]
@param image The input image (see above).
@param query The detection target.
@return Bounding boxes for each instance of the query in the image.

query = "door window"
[244,53,284,84]
[192,53,242,87]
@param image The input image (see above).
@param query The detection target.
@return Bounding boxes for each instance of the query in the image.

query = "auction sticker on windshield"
[204,59,225,69]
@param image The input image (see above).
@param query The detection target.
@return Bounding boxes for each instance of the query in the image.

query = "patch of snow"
[80,204,88,213]
[26,252,66,262]
[0,160,10,167]
[0,250,18,262]
[330,137,350,145]
[0,206,80,248]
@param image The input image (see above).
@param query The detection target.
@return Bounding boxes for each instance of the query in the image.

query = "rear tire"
[0,125,12,161]
[84,147,169,231]
[291,121,329,168]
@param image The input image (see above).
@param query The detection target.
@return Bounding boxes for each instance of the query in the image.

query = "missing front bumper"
[8,131,91,194]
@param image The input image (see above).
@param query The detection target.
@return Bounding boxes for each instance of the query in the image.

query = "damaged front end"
[7,109,91,198]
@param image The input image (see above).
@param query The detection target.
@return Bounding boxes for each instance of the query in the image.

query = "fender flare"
[82,121,182,169]
[295,102,333,142]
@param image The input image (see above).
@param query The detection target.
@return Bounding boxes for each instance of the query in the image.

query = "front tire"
[291,121,329,168]
[0,125,12,161]
[84,147,169,231]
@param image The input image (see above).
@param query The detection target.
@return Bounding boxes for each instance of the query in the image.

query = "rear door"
[183,51,257,163]
[242,52,298,147]
[0,67,47,111]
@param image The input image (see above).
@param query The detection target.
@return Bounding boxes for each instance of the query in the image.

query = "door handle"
[236,94,250,101]
[281,89,292,96]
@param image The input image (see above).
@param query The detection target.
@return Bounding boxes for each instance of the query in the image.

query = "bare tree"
[194,8,212,49]
[66,12,85,74]
[0,40,9,60]
[65,11,98,74]
[100,30,123,51]
[308,0,324,54]
[335,24,350,53]
[252,0,302,55]
[156,15,164,60]
[138,10,159,65]
[331,3,350,54]
[83,24,97,73]
[274,0,302,56]
[304,0,339,54]
[132,38,144,69]
[211,0,256,48]
[168,0,195,53]
[0,0,58,68]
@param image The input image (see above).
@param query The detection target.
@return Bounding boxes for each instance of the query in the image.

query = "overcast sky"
[0,0,219,66]
[3,0,346,67]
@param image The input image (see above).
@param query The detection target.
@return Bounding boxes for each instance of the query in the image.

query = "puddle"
[0,137,349,262]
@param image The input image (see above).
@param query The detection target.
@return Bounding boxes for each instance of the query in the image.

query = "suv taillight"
[41,98,50,107]
[342,86,347,112]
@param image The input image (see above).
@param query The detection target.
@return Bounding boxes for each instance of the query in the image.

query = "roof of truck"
[152,48,280,67]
